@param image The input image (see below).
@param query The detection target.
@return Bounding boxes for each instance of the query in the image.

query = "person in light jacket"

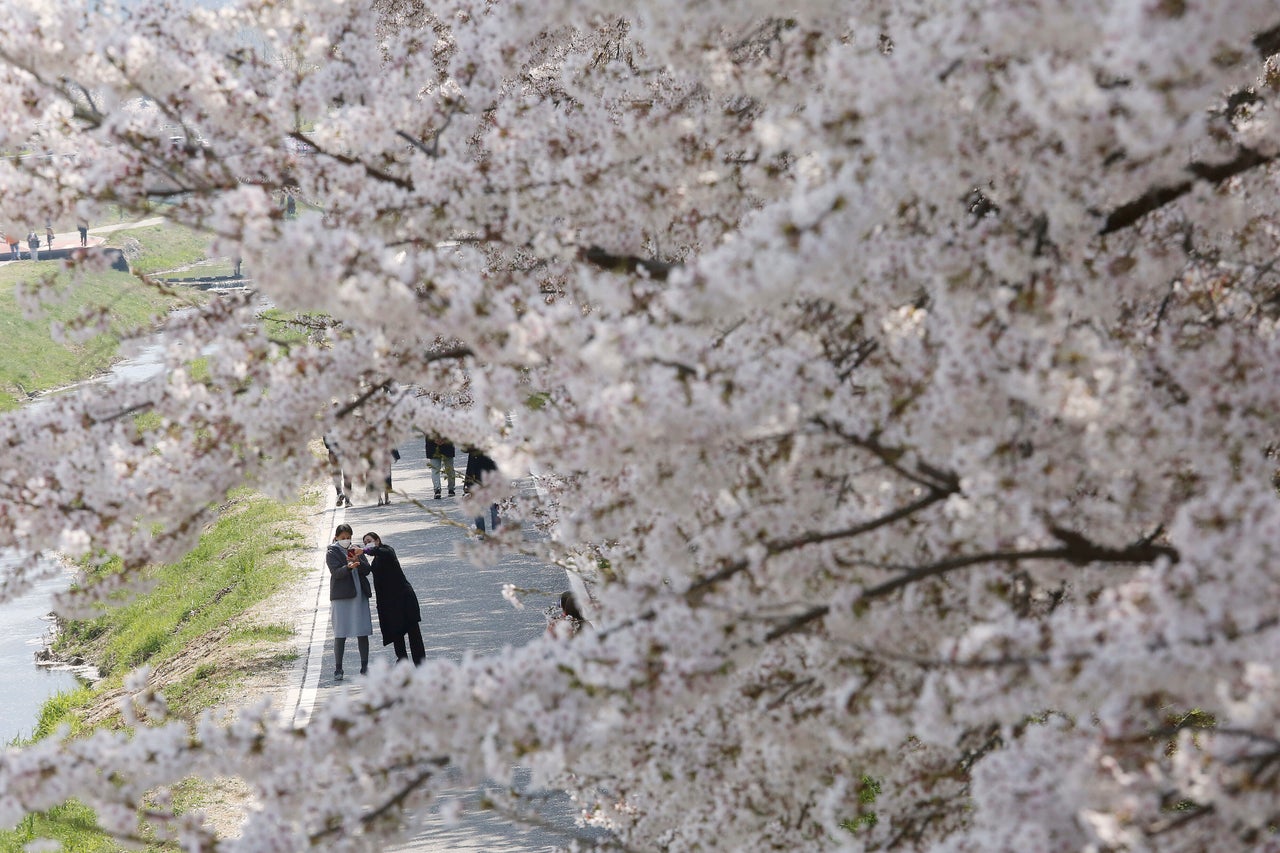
[424,434,456,499]
[326,523,371,681]
[323,434,352,507]
[361,531,425,665]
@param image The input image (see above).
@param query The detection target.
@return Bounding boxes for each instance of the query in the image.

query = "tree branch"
[765,528,1177,640]
[686,486,954,606]
[862,527,1178,601]
[1099,146,1275,235]
[1253,21,1280,59]
[582,246,680,281]
[810,417,961,493]
[289,131,413,192]
[397,106,457,158]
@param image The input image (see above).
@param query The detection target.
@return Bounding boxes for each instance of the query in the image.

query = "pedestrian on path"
[5,232,20,259]
[77,220,88,246]
[377,446,401,506]
[326,523,372,681]
[424,433,456,499]
[45,223,54,250]
[361,531,425,665]
[323,434,352,506]
[463,447,499,532]
[547,591,592,638]
[27,232,39,260]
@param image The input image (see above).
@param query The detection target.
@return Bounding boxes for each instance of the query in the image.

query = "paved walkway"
[285,437,596,852]
[0,218,165,263]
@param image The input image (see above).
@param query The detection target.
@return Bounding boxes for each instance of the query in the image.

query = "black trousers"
[334,635,369,673]
[392,624,426,665]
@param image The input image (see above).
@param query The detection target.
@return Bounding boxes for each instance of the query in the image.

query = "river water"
[0,558,81,745]
[1,332,180,744]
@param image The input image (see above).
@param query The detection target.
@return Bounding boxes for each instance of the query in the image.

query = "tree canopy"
[1,0,1279,850]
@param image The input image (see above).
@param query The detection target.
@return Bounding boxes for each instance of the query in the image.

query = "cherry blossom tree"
[1,0,1279,849]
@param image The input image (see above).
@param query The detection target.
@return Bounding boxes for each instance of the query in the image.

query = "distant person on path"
[424,433,456,499]
[5,233,19,260]
[547,591,592,638]
[377,446,401,506]
[45,223,54,250]
[27,232,39,260]
[77,220,88,246]
[464,447,499,532]
[361,531,425,665]
[323,434,352,507]
[326,523,372,681]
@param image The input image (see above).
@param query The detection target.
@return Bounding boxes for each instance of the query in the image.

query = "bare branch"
[289,130,414,192]
[1099,146,1275,235]
[862,528,1178,601]
[582,246,680,281]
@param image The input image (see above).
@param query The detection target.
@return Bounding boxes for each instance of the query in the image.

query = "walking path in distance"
[0,217,166,264]
[286,437,603,852]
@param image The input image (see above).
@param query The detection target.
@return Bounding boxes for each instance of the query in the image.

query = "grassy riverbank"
[0,220,215,411]
[106,221,215,276]
[0,266,189,411]
[0,487,321,852]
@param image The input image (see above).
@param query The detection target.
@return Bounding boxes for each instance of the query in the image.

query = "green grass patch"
[56,489,308,682]
[259,309,325,350]
[166,663,233,711]
[161,259,238,280]
[0,264,192,410]
[106,221,213,275]
[228,623,295,642]
[839,775,881,834]
[0,801,121,853]
[25,686,94,743]
[10,487,318,851]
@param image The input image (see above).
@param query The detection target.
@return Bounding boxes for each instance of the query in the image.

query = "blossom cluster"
[0,0,1279,850]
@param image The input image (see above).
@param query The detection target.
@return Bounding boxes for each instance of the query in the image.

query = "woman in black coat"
[360,531,425,665]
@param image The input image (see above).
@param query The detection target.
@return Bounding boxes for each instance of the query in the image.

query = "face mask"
[336,538,351,550]
[363,542,376,551]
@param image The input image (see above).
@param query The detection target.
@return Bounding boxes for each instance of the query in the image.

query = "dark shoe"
[334,670,344,682]
[376,497,384,506]
[434,492,441,500]
[447,489,455,496]
[359,665,368,676]
[384,495,392,505]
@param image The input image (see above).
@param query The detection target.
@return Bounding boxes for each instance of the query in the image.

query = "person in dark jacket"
[548,590,592,638]
[424,434,456,499]
[326,523,371,680]
[463,447,499,532]
[361,531,425,665]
